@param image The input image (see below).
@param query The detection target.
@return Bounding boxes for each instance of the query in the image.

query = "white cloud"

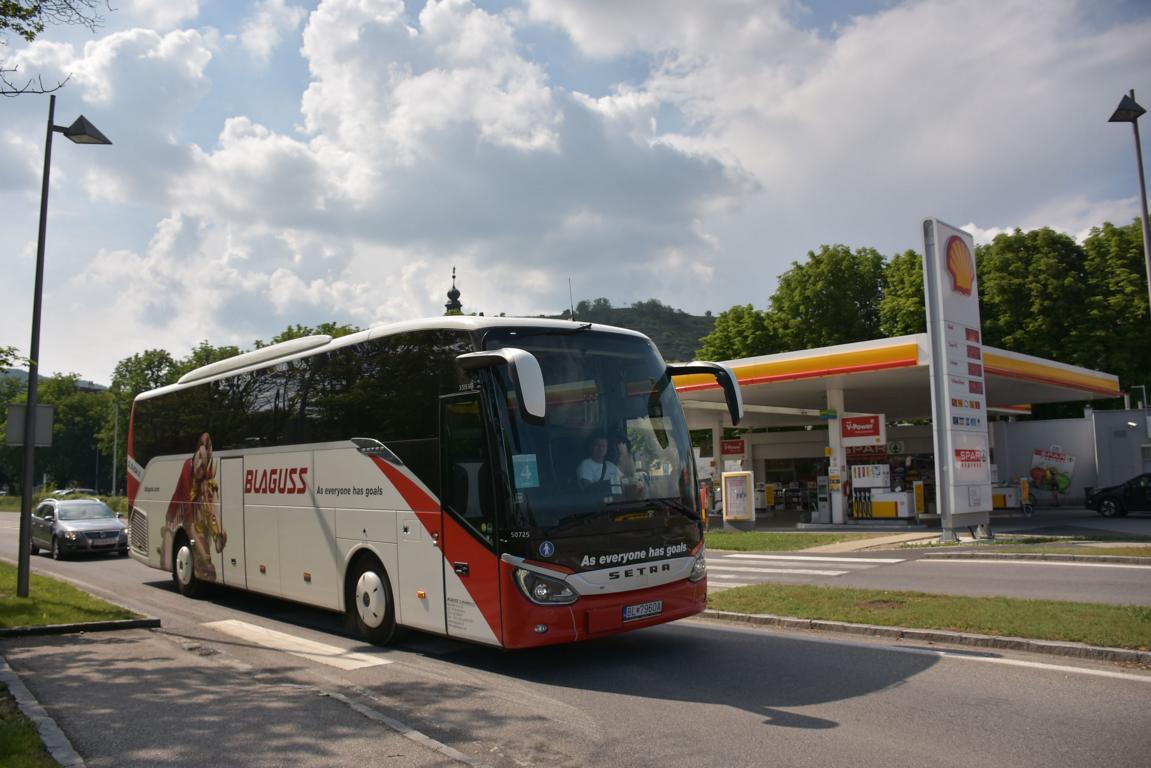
[121,0,201,31]
[3,0,1150,384]
[239,0,307,64]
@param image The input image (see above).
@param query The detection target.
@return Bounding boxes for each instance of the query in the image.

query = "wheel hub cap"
[354,571,386,628]
[176,546,192,585]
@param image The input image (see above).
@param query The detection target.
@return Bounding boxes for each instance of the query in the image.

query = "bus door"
[439,393,502,645]
[218,457,247,589]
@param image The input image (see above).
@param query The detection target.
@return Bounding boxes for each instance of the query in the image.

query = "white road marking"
[708,565,850,577]
[722,554,905,564]
[205,619,392,670]
[918,559,1151,570]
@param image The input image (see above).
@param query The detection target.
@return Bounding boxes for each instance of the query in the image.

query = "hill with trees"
[548,298,715,363]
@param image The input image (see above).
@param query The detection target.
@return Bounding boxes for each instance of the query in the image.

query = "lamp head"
[1109,91,1146,124]
[60,115,112,145]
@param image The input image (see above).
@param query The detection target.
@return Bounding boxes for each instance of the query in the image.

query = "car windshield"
[57,503,115,521]
[484,327,697,537]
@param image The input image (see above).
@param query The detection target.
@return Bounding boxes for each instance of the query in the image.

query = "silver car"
[30,498,129,559]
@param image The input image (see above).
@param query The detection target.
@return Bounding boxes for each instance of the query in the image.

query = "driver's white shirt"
[576,458,623,485]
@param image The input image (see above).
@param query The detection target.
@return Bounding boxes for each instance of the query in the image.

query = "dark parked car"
[30,498,128,559]
[1085,473,1151,517]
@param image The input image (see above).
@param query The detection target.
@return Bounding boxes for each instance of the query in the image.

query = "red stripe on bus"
[368,456,438,512]
[367,455,502,639]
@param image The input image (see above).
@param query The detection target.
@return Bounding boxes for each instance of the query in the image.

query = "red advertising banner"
[841,415,881,437]
[720,439,745,456]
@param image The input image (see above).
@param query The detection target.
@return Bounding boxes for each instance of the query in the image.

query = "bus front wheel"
[346,556,397,645]
[172,535,201,598]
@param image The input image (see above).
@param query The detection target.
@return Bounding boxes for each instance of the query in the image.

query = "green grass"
[705,530,888,552]
[0,687,57,768]
[0,561,137,629]
[708,583,1151,650]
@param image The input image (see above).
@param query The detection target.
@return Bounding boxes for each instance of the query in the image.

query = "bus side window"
[441,394,495,545]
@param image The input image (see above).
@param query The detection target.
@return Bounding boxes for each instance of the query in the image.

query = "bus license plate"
[622,600,662,622]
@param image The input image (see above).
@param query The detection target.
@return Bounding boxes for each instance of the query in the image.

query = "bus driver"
[577,434,643,499]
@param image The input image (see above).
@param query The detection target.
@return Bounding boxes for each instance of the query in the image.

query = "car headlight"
[688,551,707,582]
[64,531,80,541]
[513,568,578,605]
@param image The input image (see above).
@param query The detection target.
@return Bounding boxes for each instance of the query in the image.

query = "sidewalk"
[1,628,468,768]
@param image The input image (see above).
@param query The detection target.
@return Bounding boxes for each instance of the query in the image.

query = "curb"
[0,656,85,767]
[918,552,1151,565]
[0,617,161,639]
[701,610,1151,666]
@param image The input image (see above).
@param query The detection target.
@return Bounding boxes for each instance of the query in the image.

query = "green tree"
[696,304,777,361]
[101,349,180,490]
[769,244,885,350]
[0,345,28,368]
[258,322,360,347]
[975,228,1086,357]
[879,249,926,336]
[1076,220,1151,390]
[173,341,243,379]
[37,374,111,490]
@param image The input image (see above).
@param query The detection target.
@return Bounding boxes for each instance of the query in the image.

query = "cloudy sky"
[2,0,1149,383]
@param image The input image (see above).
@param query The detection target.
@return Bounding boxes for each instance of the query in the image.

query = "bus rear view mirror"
[456,348,546,424]
[666,361,744,426]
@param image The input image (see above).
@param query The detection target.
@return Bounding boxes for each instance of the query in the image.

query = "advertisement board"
[720,439,746,456]
[1030,445,1075,493]
[923,218,992,538]
[721,471,754,522]
[840,415,886,447]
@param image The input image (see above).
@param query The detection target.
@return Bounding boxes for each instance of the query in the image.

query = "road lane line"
[918,559,1151,570]
[722,554,905,564]
[708,565,850,576]
[205,619,392,670]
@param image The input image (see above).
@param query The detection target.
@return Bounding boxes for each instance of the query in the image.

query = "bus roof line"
[177,334,334,385]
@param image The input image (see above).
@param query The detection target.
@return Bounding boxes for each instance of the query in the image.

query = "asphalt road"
[2,515,1150,767]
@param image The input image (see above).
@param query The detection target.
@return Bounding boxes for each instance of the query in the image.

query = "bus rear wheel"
[172,535,201,598]
[346,556,397,645]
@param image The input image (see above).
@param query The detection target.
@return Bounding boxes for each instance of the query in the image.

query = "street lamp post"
[16,95,111,598]
[1109,89,1151,320]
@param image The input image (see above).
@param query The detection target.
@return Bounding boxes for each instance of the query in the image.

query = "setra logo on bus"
[245,467,309,495]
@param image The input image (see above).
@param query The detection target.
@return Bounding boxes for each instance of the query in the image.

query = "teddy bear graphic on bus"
[162,432,228,581]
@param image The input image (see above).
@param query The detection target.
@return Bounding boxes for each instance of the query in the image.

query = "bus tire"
[172,534,201,598]
[346,555,398,645]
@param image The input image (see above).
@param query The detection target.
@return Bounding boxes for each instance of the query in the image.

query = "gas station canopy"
[673,334,1122,430]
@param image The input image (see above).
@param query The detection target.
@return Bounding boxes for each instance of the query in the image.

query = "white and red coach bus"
[127,317,741,648]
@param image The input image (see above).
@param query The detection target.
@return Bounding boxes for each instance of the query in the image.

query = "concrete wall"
[1090,408,1151,488]
[989,417,1097,504]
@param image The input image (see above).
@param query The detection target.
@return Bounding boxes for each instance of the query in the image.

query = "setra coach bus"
[126,317,741,648]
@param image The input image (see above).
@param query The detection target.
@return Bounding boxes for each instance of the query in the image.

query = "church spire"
[444,266,463,315]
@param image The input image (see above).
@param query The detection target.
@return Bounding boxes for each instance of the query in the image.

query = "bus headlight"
[688,552,707,582]
[514,568,578,605]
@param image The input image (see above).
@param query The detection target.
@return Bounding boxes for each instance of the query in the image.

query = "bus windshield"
[484,328,698,539]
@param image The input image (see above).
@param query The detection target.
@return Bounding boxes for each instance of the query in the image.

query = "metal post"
[17,95,56,598]
[111,399,119,497]
[1130,114,1151,321]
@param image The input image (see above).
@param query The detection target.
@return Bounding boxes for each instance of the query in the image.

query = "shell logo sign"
[946,235,975,296]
